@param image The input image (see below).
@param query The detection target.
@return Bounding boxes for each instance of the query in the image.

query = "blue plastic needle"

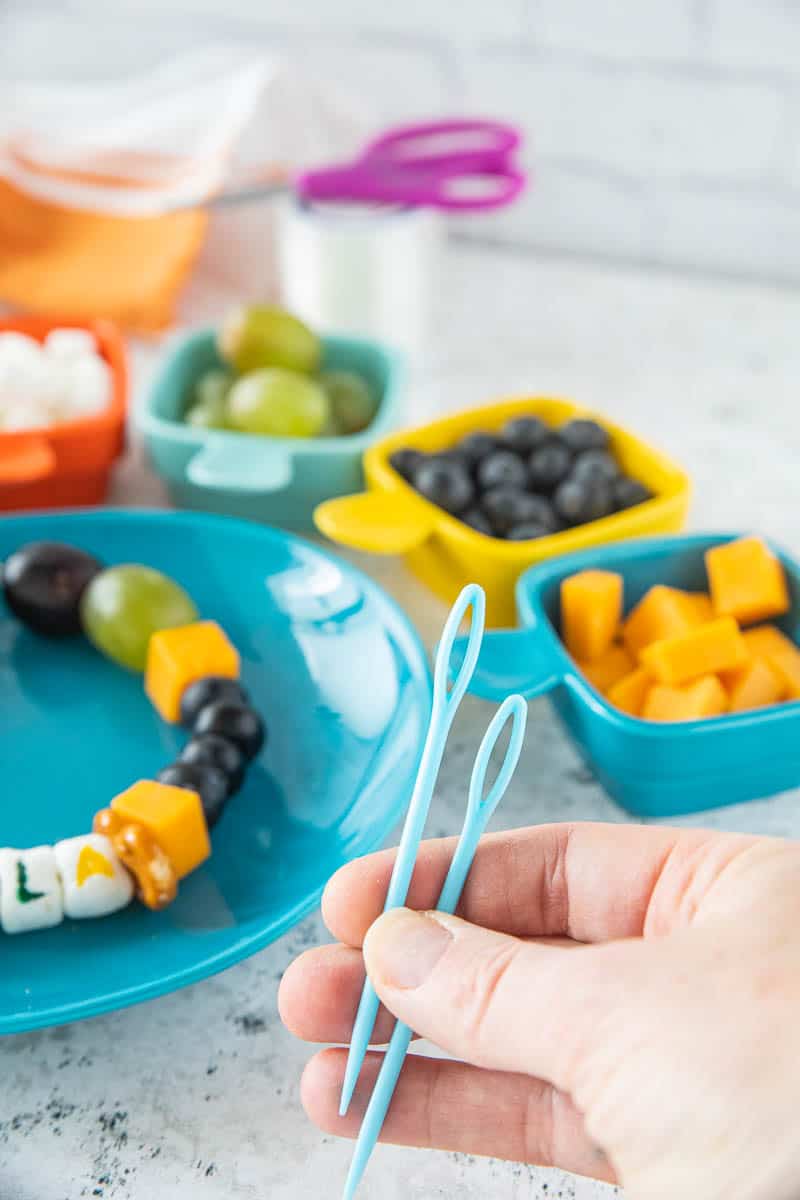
[339,582,486,1117]
[341,692,528,1199]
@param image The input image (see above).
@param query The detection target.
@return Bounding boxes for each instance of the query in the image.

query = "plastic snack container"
[458,532,800,817]
[315,396,691,627]
[137,328,404,530]
[0,316,127,512]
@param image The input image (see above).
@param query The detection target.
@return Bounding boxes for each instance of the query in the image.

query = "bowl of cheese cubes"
[0,315,127,511]
[452,532,800,817]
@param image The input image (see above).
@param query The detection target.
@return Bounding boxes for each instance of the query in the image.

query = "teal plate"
[0,510,431,1034]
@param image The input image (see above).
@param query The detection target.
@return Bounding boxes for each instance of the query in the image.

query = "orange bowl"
[0,315,127,511]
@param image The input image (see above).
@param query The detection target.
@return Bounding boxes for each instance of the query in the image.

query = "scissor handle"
[364,118,522,166]
[297,159,526,212]
[433,583,486,719]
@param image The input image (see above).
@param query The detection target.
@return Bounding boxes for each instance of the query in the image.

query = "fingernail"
[364,908,452,990]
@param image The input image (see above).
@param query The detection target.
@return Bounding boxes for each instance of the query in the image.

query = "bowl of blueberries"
[315,396,690,626]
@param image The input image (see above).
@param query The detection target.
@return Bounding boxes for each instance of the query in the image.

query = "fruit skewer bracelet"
[0,541,266,935]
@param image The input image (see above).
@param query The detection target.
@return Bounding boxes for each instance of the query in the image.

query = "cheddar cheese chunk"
[111,780,210,879]
[706,537,789,626]
[579,643,634,694]
[742,624,800,699]
[639,617,747,686]
[622,586,710,656]
[642,675,728,723]
[607,668,651,717]
[145,620,239,723]
[561,570,623,662]
[721,657,784,713]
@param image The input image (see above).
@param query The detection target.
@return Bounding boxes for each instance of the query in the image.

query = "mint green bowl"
[136,329,405,530]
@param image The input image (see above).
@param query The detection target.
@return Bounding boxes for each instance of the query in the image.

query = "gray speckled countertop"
[3,242,800,1200]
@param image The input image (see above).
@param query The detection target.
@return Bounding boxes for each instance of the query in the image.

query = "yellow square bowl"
[315,396,691,627]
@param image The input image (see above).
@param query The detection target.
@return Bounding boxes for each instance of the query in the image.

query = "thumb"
[363,907,592,1087]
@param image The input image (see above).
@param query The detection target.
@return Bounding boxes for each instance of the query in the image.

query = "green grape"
[195,368,233,408]
[225,368,330,438]
[320,369,377,435]
[185,396,228,429]
[218,305,321,375]
[184,369,232,428]
[80,565,198,672]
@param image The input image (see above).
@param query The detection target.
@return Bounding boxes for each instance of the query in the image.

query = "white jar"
[276,196,441,355]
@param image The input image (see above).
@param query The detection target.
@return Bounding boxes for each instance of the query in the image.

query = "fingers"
[279,945,401,1045]
[323,822,764,947]
[301,1048,615,1183]
[362,908,629,1088]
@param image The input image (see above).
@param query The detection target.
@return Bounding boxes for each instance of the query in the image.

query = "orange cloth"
[0,179,207,333]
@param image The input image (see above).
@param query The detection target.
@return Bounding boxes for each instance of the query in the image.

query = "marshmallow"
[44,329,98,360]
[53,834,134,920]
[0,846,64,934]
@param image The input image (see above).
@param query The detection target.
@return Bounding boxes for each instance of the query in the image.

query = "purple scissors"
[170,118,526,214]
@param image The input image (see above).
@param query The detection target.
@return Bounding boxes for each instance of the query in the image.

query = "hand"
[279,822,800,1200]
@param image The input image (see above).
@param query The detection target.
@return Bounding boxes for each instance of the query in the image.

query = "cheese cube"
[706,537,790,626]
[742,624,800,699]
[111,780,210,879]
[622,586,710,656]
[721,657,784,713]
[643,675,728,723]
[145,620,239,723]
[607,668,651,717]
[578,643,635,694]
[639,617,747,686]
[0,846,64,934]
[686,593,715,624]
[561,570,623,662]
[53,834,134,920]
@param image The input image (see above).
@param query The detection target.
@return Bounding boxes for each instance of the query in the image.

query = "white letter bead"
[0,847,64,934]
[53,834,134,920]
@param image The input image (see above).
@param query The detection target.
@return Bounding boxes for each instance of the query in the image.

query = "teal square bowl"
[455,533,800,818]
[136,330,405,530]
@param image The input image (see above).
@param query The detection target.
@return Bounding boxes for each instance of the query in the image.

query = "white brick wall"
[7,0,800,283]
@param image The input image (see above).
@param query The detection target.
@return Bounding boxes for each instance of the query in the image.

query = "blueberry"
[2,541,103,637]
[614,476,652,510]
[179,733,245,795]
[571,449,619,485]
[481,488,559,536]
[193,701,266,761]
[476,450,528,492]
[179,675,250,729]
[461,509,494,537]
[501,416,550,454]
[505,522,555,541]
[456,432,500,467]
[389,448,424,481]
[157,761,230,829]
[558,418,609,453]
[554,477,616,525]
[527,442,573,492]
[412,457,475,515]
